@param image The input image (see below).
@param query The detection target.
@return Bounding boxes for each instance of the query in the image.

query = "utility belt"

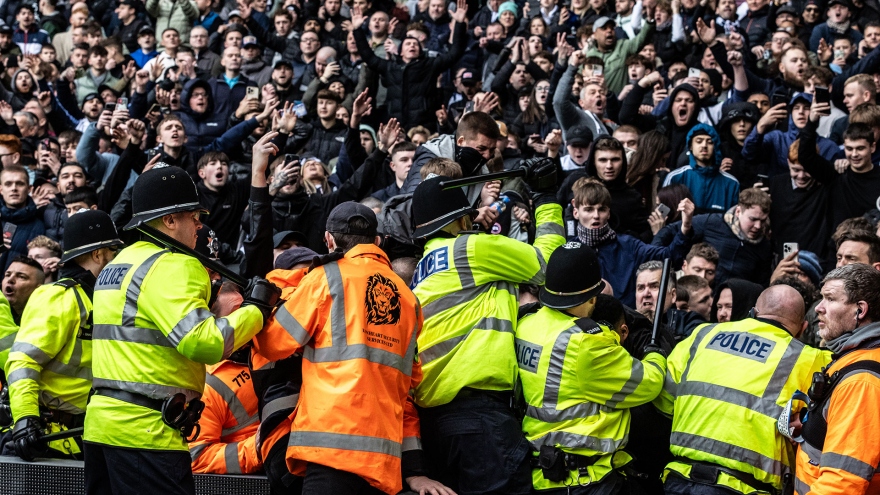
[93,387,205,442]
[39,407,85,429]
[672,457,785,495]
[533,445,601,483]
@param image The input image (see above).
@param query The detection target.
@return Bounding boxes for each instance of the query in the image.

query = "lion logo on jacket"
[366,273,401,325]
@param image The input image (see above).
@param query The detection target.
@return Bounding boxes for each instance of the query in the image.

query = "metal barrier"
[0,455,272,495]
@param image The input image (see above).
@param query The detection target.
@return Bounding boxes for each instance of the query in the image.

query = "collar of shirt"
[223,73,240,88]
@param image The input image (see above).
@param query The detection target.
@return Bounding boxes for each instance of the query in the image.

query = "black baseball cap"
[273,230,308,248]
[81,93,101,106]
[138,25,155,36]
[274,59,293,70]
[275,246,319,270]
[326,202,378,236]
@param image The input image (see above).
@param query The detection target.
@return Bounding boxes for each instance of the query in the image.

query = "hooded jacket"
[711,278,764,322]
[717,101,761,187]
[663,123,740,214]
[557,136,650,236]
[621,83,701,169]
[0,197,45,271]
[741,93,841,177]
[400,134,489,206]
[176,79,227,156]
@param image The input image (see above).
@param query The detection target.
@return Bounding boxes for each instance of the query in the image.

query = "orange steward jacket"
[795,346,880,495]
[189,360,261,474]
[254,244,423,495]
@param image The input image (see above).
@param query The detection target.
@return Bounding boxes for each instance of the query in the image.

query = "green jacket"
[145,0,199,44]
[585,21,655,94]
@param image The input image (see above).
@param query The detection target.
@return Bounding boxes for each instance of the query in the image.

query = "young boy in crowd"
[569,177,695,307]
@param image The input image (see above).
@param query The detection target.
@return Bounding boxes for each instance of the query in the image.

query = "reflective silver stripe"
[542,325,580,410]
[418,317,515,365]
[288,431,401,457]
[670,432,783,477]
[92,324,175,347]
[261,394,299,422]
[39,390,84,414]
[304,343,411,372]
[121,251,168,327]
[801,441,823,463]
[205,373,255,435]
[217,317,236,360]
[402,302,420,375]
[273,304,310,347]
[679,324,717,384]
[224,442,242,474]
[604,359,645,409]
[525,247,548,285]
[0,331,16,350]
[69,337,83,368]
[402,436,422,452]
[11,341,51,365]
[531,430,627,453]
[794,474,810,495]
[6,367,39,384]
[70,285,90,342]
[535,223,565,238]
[44,359,92,380]
[421,282,516,319]
[526,401,605,422]
[664,369,679,398]
[453,236,475,288]
[190,442,209,462]
[92,378,201,402]
[168,308,213,348]
[324,262,347,348]
[820,452,877,481]
[676,381,782,419]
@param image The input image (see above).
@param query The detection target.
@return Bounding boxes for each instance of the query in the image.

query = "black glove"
[517,157,558,206]
[12,416,46,462]
[642,343,668,358]
[0,387,11,427]
[241,277,282,320]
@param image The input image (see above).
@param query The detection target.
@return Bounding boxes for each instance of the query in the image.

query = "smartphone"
[293,101,307,117]
[146,147,162,160]
[3,222,17,244]
[592,65,603,76]
[105,102,116,112]
[834,49,845,60]
[655,203,671,220]
[117,97,128,107]
[246,86,259,100]
[814,86,830,106]
[285,153,299,164]
[688,67,701,79]
[771,94,788,132]
[148,103,162,114]
[325,56,335,64]
[763,49,771,61]
[783,242,799,258]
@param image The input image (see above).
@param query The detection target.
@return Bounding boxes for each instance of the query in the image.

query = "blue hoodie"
[662,123,741,213]
[741,93,841,177]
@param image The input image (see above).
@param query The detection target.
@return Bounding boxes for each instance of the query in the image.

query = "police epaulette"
[574,317,603,334]
[53,278,79,289]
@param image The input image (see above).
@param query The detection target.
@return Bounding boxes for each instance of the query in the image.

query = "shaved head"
[755,285,807,337]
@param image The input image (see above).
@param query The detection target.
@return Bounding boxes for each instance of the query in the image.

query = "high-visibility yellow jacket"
[0,295,20,381]
[517,306,666,489]
[656,319,831,493]
[7,278,93,420]
[795,345,880,495]
[412,203,565,408]
[190,360,261,474]
[85,241,264,451]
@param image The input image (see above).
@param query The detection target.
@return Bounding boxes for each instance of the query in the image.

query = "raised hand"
[377,118,401,151]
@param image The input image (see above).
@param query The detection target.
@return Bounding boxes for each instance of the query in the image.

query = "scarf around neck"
[724,205,764,244]
[826,18,851,35]
[577,223,617,247]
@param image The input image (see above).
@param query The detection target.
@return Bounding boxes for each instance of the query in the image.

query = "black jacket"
[354,21,467,130]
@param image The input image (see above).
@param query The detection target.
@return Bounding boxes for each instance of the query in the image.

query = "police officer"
[5,209,123,461]
[410,161,565,494]
[517,242,668,493]
[84,166,276,495]
[657,284,831,494]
